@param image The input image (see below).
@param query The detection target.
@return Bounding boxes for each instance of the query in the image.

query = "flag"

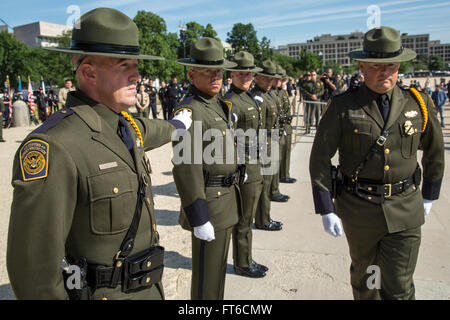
[41,76,46,96]
[18,76,22,93]
[6,75,12,119]
[27,76,35,114]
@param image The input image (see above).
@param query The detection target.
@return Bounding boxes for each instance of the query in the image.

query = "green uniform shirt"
[225,84,263,184]
[7,90,181,300]
[172,85,239,231]
[302,79,325,101]
[309,84,445,233]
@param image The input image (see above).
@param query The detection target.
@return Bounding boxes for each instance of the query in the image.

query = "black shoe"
[270,219,283,226]
[255,221,283,231]
[0,139,5,142]
[271,194,289,202]
[252,260,269,272]
[234,265,266,278]
[280,177,297,183]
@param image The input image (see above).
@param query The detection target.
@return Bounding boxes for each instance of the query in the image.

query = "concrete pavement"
[0,103,449,300]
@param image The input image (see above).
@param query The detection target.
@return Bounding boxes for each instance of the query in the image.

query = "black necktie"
[377,94,390,122]
[118,114,134,154]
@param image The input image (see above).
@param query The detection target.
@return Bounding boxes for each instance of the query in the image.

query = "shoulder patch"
[173,107,193,117]
[32,108,74,134]
[19,139,49,181]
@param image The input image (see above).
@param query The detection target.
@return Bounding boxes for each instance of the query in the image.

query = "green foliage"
[428,55,444,71]
[178,21,220,59]
[133,11,184,82]
[0,32,32,88]
[271,54,302,77]
[399,61,412,74]
[298,51,321,73]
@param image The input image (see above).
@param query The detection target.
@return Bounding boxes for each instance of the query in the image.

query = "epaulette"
[32,108,74,134]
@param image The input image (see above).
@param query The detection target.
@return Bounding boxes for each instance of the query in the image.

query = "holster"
[330,165,343,199]
[62,257,92,300]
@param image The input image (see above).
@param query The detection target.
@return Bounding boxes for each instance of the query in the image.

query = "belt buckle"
[384,184,392,198]
[223,174,234,186]
[376,136,387,147]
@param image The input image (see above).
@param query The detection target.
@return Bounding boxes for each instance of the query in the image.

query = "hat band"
[362,47,404,59]
[232,65,256,70]
[70,40,140,55]
[189,58,224,65]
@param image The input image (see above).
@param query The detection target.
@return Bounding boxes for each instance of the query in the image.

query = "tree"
[428,55,444,71]
[271,54,302,77]
[178,22,220,59]
[298,51,321,73]
[0,32,31,89]
[226,23,260,60]
[399,61,412,74]
[133,11,183,82]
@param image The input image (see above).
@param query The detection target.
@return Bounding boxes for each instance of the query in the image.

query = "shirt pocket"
[345,119,373,154]
[87,167,136,235]
[399,119,422,159]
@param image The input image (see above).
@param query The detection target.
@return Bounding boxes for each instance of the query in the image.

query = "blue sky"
[1,0,450,47]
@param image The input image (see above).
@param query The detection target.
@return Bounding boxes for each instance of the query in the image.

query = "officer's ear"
[78,61,98,87]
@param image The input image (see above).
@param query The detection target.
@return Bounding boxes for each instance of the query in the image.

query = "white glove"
[322,213,343,237]
[194,221,215,242]
[172,109,192,130]
[232,113,238,123]
[424,199,433,216]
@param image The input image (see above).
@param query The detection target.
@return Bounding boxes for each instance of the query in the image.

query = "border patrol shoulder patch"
[20,139,49,181]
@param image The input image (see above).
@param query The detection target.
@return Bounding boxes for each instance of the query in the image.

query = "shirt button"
[354,129,359,133]
[384,165,390,171]
[113,187,119,194]
[217,192,221,196]
[385,148,390,155]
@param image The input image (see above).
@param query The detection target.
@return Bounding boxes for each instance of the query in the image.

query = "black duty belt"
[204,165,246,187]
[343,174,416,204]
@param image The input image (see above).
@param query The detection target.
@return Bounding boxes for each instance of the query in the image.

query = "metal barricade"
[294,99,327,143]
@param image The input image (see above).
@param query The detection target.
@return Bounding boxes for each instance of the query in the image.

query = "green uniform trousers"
[255,173,274,226]
[305,103,320,131]
[280,133,292,180]
[191,227,233,300]
[270,134,284,197]
[232,180,264,268]
[339,191,421,300]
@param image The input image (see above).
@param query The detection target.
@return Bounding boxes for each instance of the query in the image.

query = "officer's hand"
[172,109,192,130]
[194,221,215,242]
[424,199,433,216]
[322,213,343,237]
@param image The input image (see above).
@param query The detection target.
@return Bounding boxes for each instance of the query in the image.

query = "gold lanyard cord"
[121,111,144,148]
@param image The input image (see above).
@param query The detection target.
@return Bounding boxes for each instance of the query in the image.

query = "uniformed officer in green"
[277,69,296,184]
[302,70,324,133]
[173,37,242,300]
[268,65,289,203]
[309,26,445,300]
[6,7,192,300]
[252,60,283,231]
[223,51,268,278]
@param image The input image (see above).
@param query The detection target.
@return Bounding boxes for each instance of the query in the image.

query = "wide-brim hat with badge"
[255,60,281,78]
[177,37,237,69]
[348,26,416,63]
[225,51,263,73]
[44,7,164,61]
